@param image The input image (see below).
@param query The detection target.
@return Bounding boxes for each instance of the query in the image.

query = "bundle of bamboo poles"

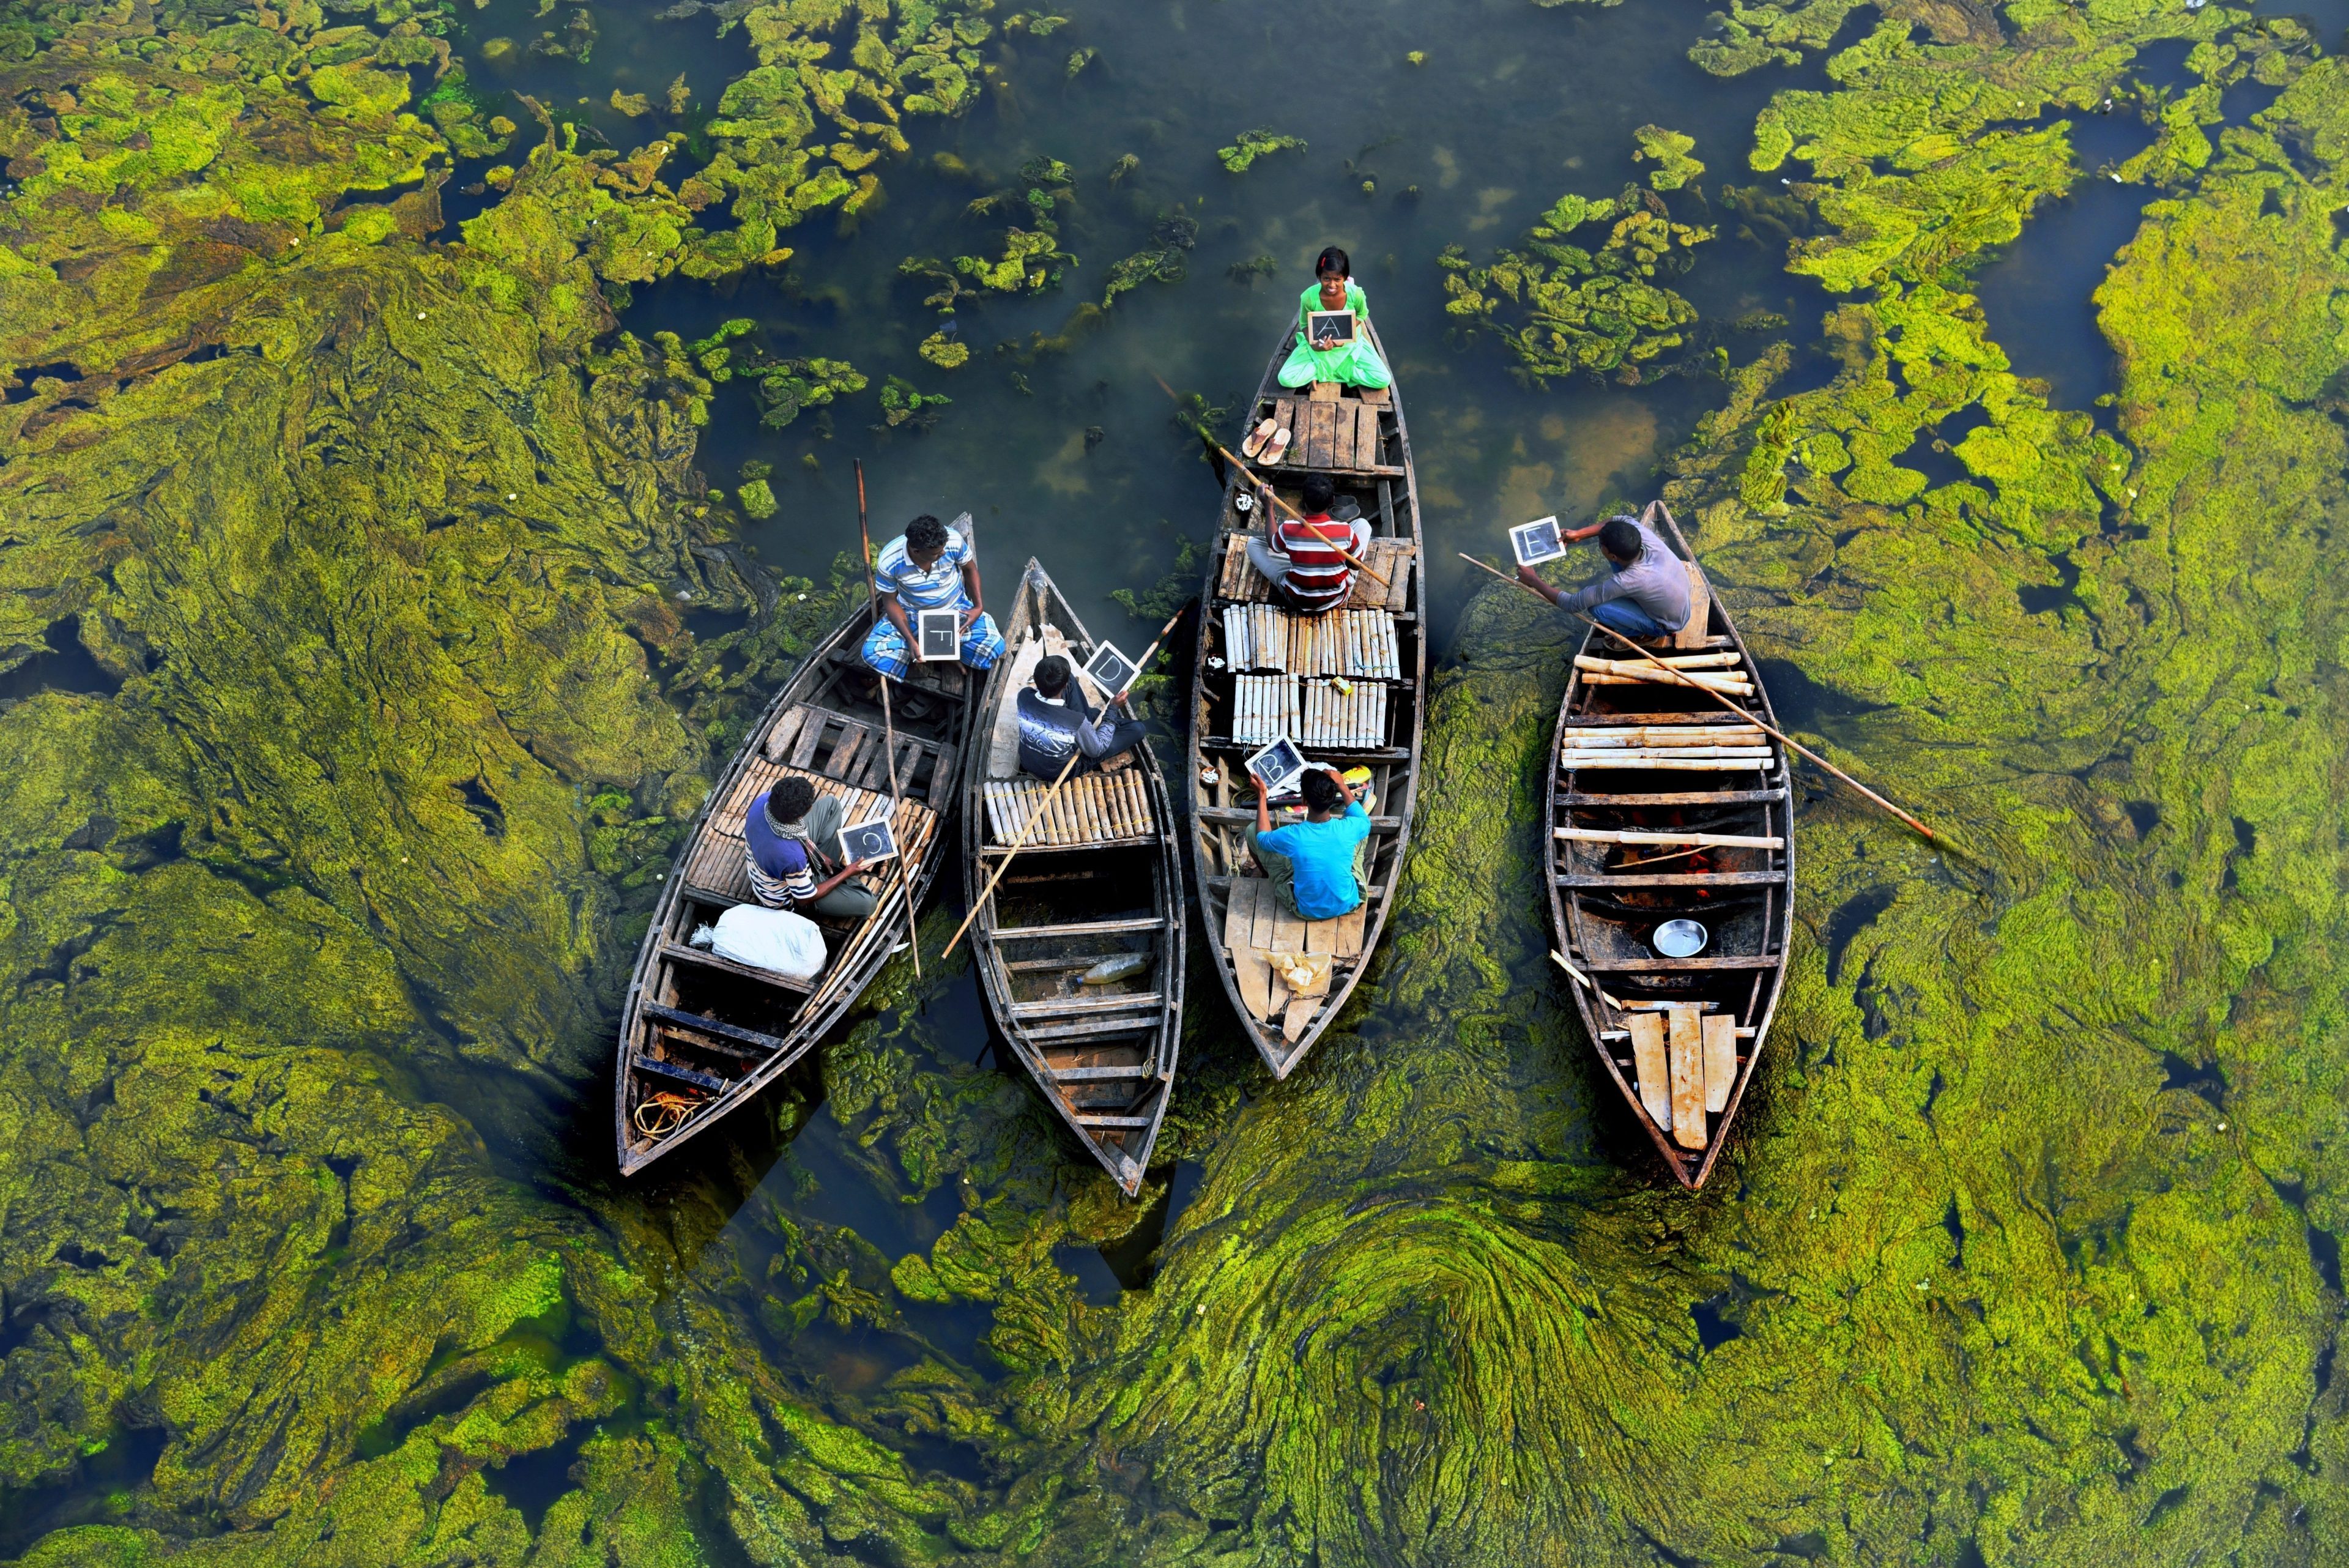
[981,771,1153,847]
[1298,678,1387,748]
[1232,673,1301,744]
[1560,721,1776,773]
[1222,605,1401,680]
[1575,652,1755,696]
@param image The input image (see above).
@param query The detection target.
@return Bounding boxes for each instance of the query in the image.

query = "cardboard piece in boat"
[1510,515,1567,567]
[916,608,962,662]
[839,815,899,866]
[1267,950,1332,995]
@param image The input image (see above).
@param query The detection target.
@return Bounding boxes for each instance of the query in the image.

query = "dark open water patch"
[1690,1293,1742,1350]
[1822,885,1894,987]
[1,617,121,701]
[2016,551,2084,616]
[1978,51,2290,414]
[483,1428,591,1534]
[0,1424,169,1557]
[1751,657,1887,738]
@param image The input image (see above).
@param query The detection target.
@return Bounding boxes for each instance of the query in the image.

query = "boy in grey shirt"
[1516,514,1691,639]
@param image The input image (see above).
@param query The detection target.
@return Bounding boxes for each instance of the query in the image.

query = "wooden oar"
[1459,549,1940,844]
[857,459,921,978]
[1150,373,1389,590]
[941,606,1187,960]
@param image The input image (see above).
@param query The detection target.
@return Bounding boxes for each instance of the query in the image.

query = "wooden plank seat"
[1258,394,1404,477]
[980,771,1157,848]
[1215,875,1370,1038]
[762,703,959,803]
[684,763,940,906]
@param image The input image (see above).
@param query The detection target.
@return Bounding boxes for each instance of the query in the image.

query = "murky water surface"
[8,0,2342,1556]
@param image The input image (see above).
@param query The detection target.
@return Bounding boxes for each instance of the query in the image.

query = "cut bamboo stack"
[981,770,1156,846]
[1222,606,1401,680]
[1573,652,1754,697]
[1559,722,1775,773]
[1231,674,1299,745]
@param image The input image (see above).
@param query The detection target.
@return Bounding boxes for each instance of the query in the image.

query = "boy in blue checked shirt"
[862,512,1004,679]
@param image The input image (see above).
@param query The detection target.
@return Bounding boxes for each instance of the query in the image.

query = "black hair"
[1034,655,1071,696]
[1598,516,1643,561]
[1302,473,1337,512]
[1314,245,1352,281]
[905,513,949,555]
[1301,770,1345,813]
[766,775,817,827]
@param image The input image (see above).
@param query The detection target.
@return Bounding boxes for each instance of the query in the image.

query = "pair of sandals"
[1241,417,1291,464]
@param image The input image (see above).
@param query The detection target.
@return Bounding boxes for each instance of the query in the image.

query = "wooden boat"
[1185,327,1426,1078]
[612,516,976,1175]
[960,561,1185,1193]
[1543,500,1792,1189]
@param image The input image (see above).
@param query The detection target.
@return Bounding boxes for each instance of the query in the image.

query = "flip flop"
[1266,426,1291,464]
[1240,416,1277,459]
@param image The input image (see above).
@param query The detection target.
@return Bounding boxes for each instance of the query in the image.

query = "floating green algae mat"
[2,0,2348,1562]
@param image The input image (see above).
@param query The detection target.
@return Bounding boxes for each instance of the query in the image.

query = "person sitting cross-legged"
[1017,654,1149,781]
[743,775,876,920]
[1246,472,1369,614]
[1250,764,1373,920]
[1515,511,1691,642]
[861,511,1004,679]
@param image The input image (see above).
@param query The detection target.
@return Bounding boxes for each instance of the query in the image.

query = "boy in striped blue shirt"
[862,513,1004,679]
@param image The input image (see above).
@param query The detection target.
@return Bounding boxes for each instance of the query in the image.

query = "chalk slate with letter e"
[1306,310,1357,347]
[1510,515,1567,567]
[916,608,962,662]
[839,816,899,866]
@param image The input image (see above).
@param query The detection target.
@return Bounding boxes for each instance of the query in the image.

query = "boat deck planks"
[962,560,1186,1194]
[1186,324,1427,1078]
[613,518,979,1175]
[1544,501,1793,1189]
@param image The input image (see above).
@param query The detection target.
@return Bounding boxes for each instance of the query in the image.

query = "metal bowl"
[1652,918,1709,958]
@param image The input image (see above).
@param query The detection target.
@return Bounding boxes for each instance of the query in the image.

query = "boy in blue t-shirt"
[1250,765,1372,920]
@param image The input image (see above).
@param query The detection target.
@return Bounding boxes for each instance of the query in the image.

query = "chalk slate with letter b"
[1245,737,1308,798]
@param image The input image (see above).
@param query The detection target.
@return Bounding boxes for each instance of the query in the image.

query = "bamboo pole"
[1151,374,1390,588]
[1575,652,1743,672]
[1551,949,1624,1011]
[1458,549,1940,842]
[1553,827,1786,849]
[856,459,921,978]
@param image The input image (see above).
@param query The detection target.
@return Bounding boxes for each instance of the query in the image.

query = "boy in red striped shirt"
[1245,473,1368,613]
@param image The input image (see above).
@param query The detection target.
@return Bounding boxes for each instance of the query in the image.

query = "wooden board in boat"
[1543,501,1794,1189]
[612,516,979,1175]
[962,560,1184,1194]
[1185,325,1427,1079]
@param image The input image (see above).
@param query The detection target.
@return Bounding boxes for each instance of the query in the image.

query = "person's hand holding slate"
[1515,516,1612,592]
